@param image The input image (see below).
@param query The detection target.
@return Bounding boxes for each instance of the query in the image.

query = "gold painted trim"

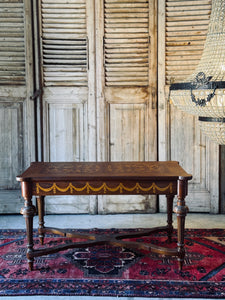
[36,182,174,194]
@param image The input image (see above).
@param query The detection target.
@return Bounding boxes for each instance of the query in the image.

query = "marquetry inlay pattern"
[36,182,174,195]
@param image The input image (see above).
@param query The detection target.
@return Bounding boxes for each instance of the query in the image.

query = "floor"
[0,212,224,300]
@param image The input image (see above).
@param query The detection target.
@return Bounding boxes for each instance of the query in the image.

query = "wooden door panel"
[0,191,23,214]
[0,99,33,214]
[0,102,23,190]
[47,103,85,162]
[160,107,211,212]
[109,103,146,161]
[43,94,97,214]
[99,97,157,214]
[45,195,94,215]
[98,195,157,215]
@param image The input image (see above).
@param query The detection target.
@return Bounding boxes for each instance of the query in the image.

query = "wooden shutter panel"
[104,0,150,86]
[166,0,211,85]
[0,0,26,85]
[41,0,88,86]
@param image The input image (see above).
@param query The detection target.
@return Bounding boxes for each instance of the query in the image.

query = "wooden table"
[16,161,192,271]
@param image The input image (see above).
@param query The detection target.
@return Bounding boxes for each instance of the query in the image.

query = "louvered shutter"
[104,0,149,86]
[0,0,36,214]
[40,0,97,214]
[41,0,88,86]
[165,0,211,84]
[159,0,219,213]
[0,0,26,85]
[97,0,158,214]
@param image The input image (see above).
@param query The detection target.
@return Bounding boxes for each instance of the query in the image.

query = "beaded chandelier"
[169,0,225,144]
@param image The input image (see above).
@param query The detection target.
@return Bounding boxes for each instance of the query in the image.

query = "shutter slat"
[167,15,210,21]
[105,2,148,8]
[165,0,212,84]
[0,53,25,58]
[105,18,148,23]
[105,11,148,21]
[43,59,86,64]
[106,66,148,71]
[105,10,149,14]
[42,13,86,19]
[166,53,203,59]
[106,82,147,86]
[0,0,23,2]
[166,45,204,51]
[166,5,211,12]
[167,30,208,37]
[43,39,86,45]
[0,3,23,7]
[166,25,209,32]
[166,20,210,27]
[41,0,87,87]
[106,23,148,28]
[44,50,86,55]
[0,0,25,85]
[166,0,211,4]
[0,18,24,22]
[42,23,86,29]
[167,35,207,41]
[105,0,148,2]
[105,28,148,33]
[105,49,148,54]
[42,4,85,8]
[43,0,84,3]
[105,38,148,44]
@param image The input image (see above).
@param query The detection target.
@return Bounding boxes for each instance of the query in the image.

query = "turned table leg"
[174,178,189,271]
[20,181,36,271]
[166,195,174,243]
[37,196,45,245]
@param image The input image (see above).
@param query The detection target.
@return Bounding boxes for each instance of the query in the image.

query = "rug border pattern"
[0,278,225,298]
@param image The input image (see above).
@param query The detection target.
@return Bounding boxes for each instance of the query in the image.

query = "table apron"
[32,180,177,196]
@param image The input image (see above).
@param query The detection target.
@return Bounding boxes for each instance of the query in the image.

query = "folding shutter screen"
[165,0,211,85]
[41,0,88,87]
[0,0,26,85]
[104,0,149,86]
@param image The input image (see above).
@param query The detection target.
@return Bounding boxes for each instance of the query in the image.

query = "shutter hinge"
[30,89,41,100]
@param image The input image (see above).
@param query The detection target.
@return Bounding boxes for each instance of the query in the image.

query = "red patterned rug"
[0,228,225,297]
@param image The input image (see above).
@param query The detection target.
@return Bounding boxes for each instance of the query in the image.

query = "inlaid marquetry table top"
[17,161,191,181]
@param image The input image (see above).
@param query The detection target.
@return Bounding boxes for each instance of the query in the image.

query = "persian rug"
[0,228,225,297]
